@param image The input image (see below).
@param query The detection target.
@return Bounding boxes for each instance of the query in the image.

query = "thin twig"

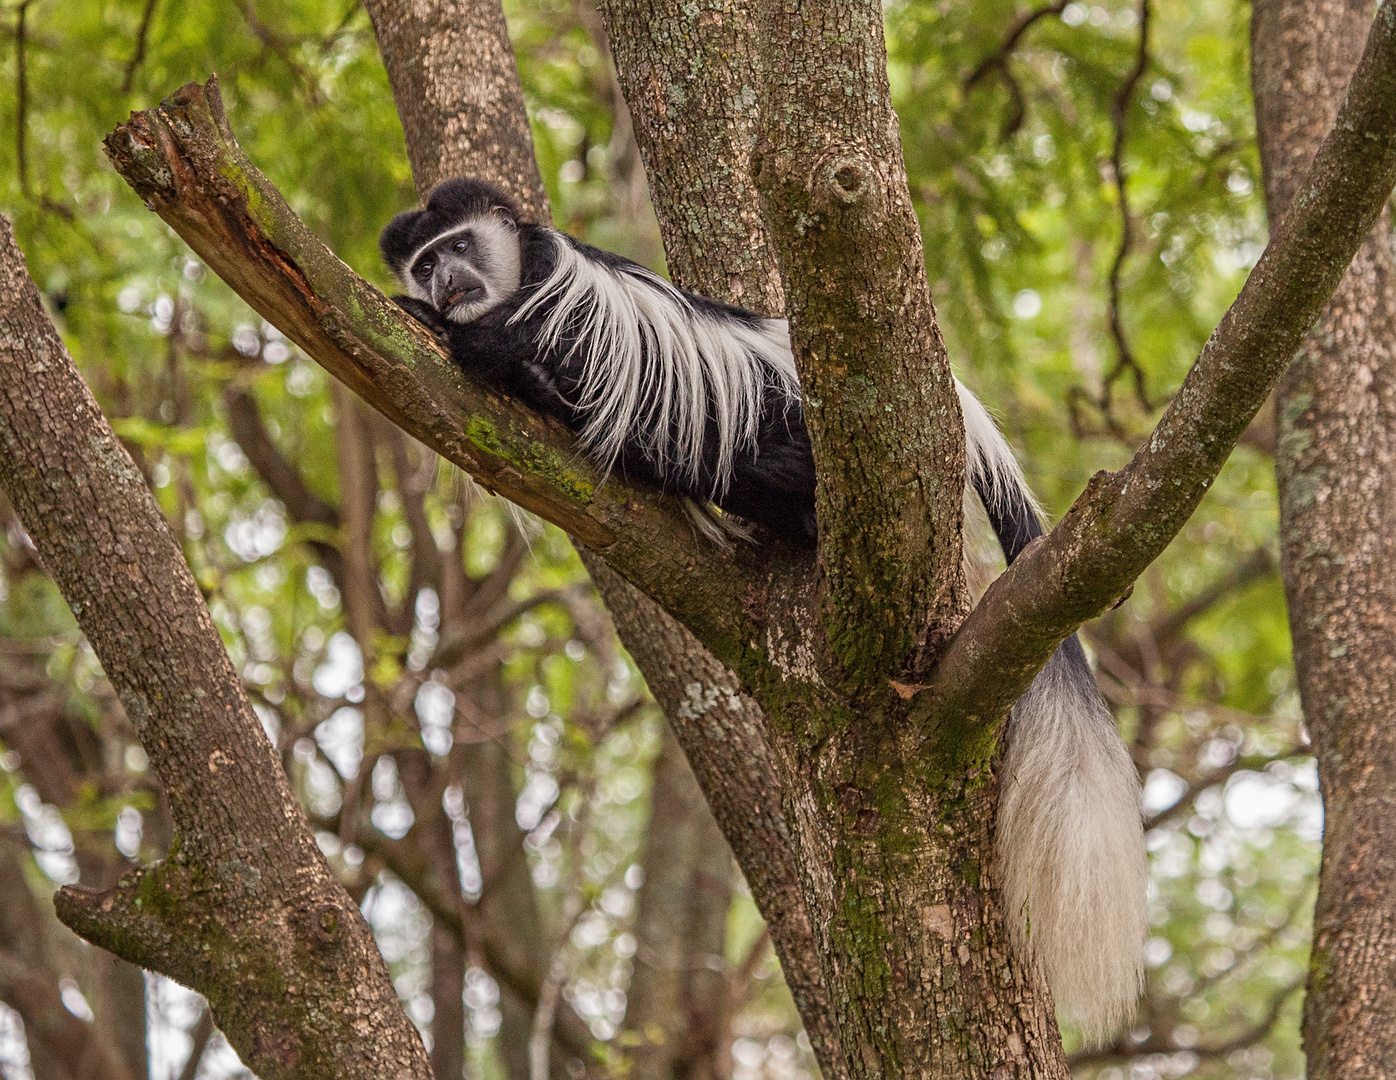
[964,0,1069,89]
[120,0,160,94]
[1071,888,1311,1067]
[1068,0,1153,437]
[239,1,326,106]
[12,1,73,221]
[529,795,595,1080]
[1152,546,1274,645]
[1141,748,1306,831]
[963,0,1069,138]
[1070,971,1305,1066]
[1105,0,1153,409]
[15,1,31,201]
[726,926,772,1013]
[328,0,362,40]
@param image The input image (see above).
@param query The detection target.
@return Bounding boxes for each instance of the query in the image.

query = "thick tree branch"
[918,0,1396,739]
[598,0,785,314]
[364,0,549,215]
[101,77,775,661]
[0,215,431,1080]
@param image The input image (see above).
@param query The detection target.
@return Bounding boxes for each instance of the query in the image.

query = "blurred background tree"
[0,1,1315,1078]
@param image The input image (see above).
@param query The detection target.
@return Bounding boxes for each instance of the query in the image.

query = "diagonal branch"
[965,1,1070,89]
[101,76,771,660]
[917,0,1396,738]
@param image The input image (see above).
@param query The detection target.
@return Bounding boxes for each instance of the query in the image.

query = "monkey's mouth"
[445,286,485,308]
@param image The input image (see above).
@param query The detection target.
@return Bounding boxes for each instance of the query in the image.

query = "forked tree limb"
[103,67,848,1070]
[916,0,1396,740]
[101,76,781,659]
[0,215,432,1080]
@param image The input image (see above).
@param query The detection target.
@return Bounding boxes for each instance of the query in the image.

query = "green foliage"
[0,1,1314,1078]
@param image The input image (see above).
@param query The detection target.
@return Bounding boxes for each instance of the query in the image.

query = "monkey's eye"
[453,240,469,253]
[415,261,433,278]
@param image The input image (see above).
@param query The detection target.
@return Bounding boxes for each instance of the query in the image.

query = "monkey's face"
[405,213,521,324]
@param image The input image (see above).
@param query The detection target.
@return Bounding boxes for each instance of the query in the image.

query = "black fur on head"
[379,178,524,277]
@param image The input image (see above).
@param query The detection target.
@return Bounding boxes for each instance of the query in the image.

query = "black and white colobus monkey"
[381,178,1146,1041]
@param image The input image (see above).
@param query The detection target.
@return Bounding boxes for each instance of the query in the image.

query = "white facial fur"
[398,211,522,323]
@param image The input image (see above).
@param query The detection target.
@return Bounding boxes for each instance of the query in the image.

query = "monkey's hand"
[392,295,450,340]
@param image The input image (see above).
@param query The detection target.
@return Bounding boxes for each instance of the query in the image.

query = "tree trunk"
[1252,2,1396,1075]
[432,923,467,1080]
[0,215,431,1080]
[360,6,798,1071]
[597,1,1066,1072]
[625,726,733,1080]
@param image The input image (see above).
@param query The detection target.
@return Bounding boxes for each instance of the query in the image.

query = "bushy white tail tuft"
[957,378,1147,1043]
[996,644,1147,1043]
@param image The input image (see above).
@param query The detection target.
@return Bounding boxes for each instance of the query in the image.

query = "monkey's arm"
[391,295,450,338]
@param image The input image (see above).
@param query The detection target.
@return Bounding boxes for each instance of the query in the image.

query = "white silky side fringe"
[510,233,799,494]
[956,380,1042,523]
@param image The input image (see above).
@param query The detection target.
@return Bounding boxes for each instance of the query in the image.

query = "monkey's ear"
[490,204,519,231]
[379,208,426,271]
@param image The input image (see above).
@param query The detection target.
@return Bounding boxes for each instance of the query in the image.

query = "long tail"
[956,381,1147,1044]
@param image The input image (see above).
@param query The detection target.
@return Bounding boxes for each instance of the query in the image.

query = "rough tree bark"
[599,2,1061,1075]
[752,0,968,684]
[1251,1,1396,1075]
[84,0,1396,1074]
[0,217,432,1080]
